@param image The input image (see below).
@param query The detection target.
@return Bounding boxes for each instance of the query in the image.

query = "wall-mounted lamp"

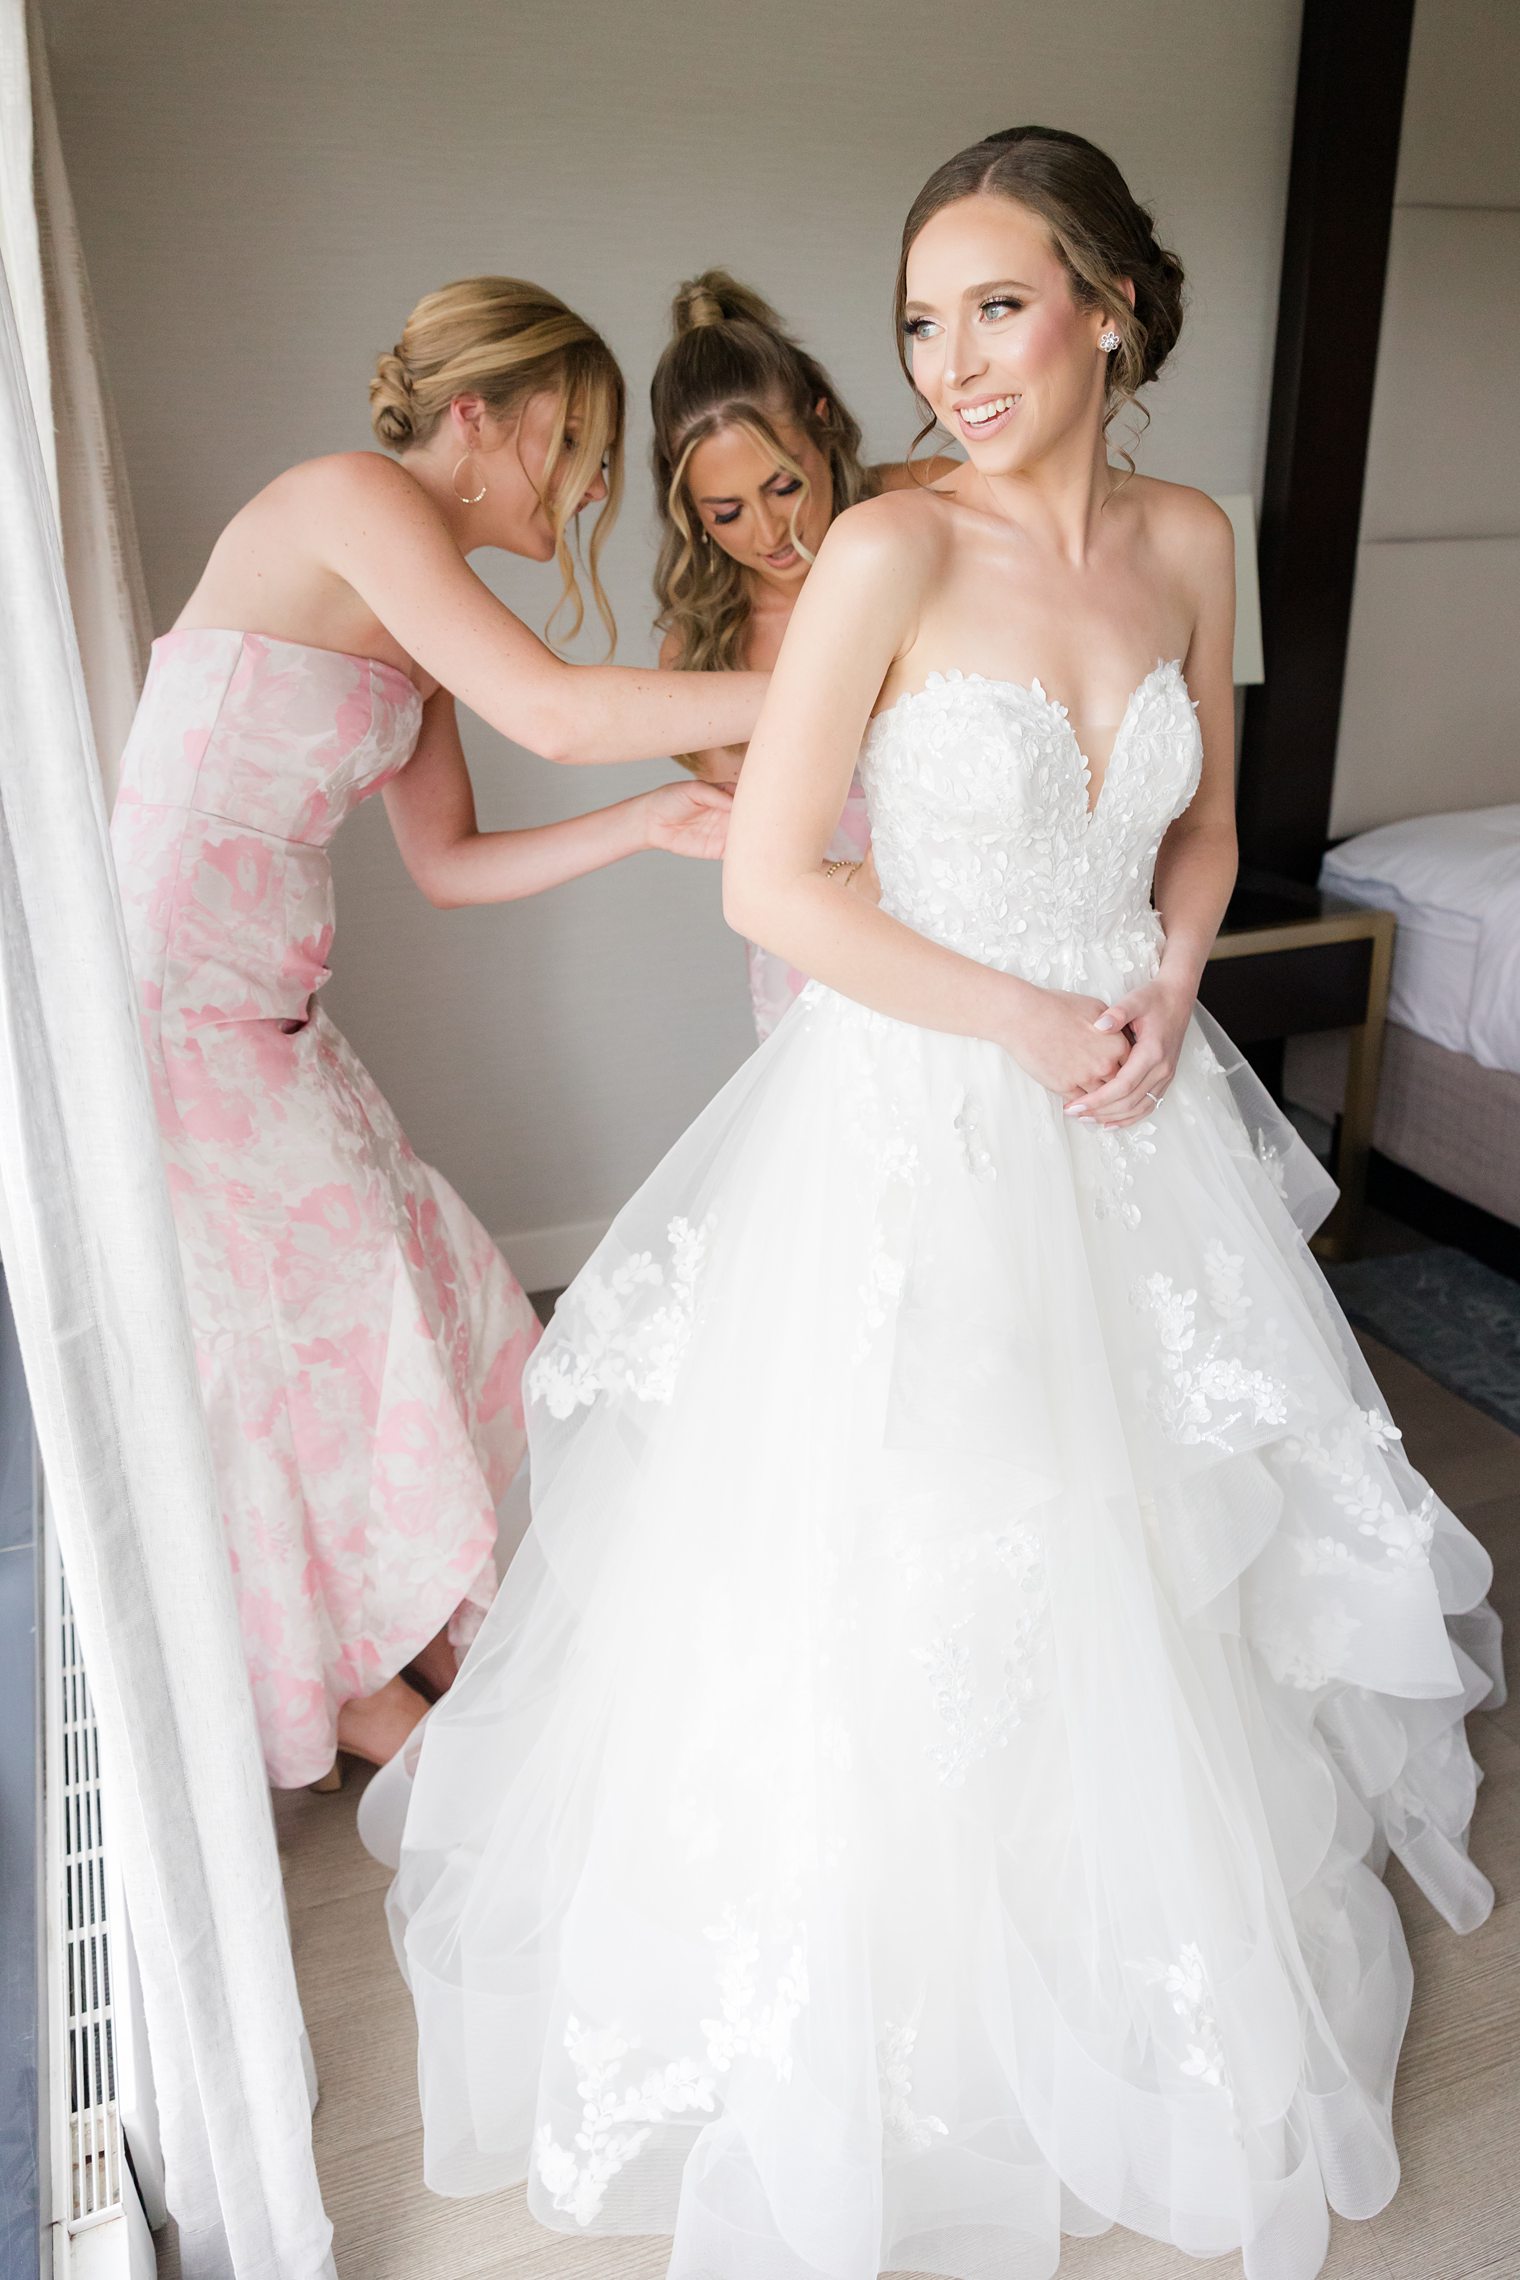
[1213,493,1265,686]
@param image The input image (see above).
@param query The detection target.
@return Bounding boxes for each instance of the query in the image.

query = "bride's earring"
[452,451,487,506]
[1098,327,1121,354]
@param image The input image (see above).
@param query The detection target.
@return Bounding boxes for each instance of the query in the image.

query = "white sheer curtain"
[0,9,336,2273]
[29,0,154,799]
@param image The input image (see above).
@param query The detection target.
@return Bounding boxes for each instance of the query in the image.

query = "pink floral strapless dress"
[112,629,540,1785]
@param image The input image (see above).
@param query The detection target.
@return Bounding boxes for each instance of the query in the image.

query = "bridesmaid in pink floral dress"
[650,270,956,1035]
[111,277,765,1786]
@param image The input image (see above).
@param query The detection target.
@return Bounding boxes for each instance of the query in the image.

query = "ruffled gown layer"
[113,629,540,1785]
[376,663,1501,2279]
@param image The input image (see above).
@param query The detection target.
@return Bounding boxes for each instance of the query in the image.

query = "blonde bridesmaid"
[651,269,953,1035]
[112,277,758,1785]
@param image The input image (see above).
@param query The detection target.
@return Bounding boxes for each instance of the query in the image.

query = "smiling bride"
[374,127,1499,2280]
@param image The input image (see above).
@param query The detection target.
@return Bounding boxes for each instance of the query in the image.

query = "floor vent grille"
[45,1539,128,2244]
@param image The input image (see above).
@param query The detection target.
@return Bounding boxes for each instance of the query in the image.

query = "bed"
[1284,805,1520,1245]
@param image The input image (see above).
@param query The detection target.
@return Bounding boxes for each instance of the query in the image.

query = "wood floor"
[248,1333,1520,2280]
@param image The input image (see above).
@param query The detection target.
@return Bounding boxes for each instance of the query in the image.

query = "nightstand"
[1196,869,1395,1261]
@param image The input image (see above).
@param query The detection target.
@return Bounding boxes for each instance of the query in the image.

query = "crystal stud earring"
[1098,328,1121,353]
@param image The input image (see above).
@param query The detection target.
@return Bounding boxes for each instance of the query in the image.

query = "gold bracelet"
[822,857,863,882]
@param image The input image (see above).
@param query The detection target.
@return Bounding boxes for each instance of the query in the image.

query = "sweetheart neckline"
[867,657,1189,825]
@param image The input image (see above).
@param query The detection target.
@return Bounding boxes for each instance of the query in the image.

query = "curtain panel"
[0,10,336,2271]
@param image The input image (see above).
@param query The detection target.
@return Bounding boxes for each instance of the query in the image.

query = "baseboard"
[496,1215,610,1297]
[502,1162,1520,1301]
[1365,1150,1520,1283]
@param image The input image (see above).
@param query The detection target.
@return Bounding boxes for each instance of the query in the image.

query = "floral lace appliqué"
[701,1902,809,2079]
[1131,1270,1288,1447]
[1202,1240,1251,1326]
[527,1214,714,1419]
[1285,1409,1434,1570]
[532,2015,716,2226]
[952,1088,996,1180]
[910,1516,1050,1786]
[1133,1943,1234,2107]
[879,2018,950,2153]
[1253,1133,1290,1198]
[1089,1117,1157,1229]
[1260,1606,1364,1691]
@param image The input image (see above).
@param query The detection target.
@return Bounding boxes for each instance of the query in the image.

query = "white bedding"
[1320,805,1520,1075]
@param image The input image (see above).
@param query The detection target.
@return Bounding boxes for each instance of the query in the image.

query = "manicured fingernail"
[1093,1015,1117,1032]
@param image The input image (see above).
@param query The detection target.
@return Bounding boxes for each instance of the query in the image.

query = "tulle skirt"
[367,971,1501,2280]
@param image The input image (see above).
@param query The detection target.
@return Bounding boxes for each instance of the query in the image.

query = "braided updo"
[369,350,419,448]
[894,126,1186,460]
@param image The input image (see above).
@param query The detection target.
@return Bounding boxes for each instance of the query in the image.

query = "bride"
[371,128,1500,2280]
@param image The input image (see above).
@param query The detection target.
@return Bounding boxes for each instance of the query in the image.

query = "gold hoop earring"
[452,451,487,506]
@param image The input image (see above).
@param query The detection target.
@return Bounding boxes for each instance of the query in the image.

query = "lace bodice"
[862,660,1202,987]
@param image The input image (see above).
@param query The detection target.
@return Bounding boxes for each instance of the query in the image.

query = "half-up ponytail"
[670,271,791,338]
[652,268,875,685]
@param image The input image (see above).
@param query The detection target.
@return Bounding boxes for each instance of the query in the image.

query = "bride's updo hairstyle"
[651,269,874,677]
[895,126,1186,469]
[369,276,625,647]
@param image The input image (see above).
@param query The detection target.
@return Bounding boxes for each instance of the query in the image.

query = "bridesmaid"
[651,270,953,1036]
[111,276,761,1788]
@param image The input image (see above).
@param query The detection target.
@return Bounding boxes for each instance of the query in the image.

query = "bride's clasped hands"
[994,979,1134,1101]
[1063,965,1199,1125]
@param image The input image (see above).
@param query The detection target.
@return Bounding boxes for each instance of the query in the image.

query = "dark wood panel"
[1197,938,1373,1044]
[1235,0,1417,884]
[1217,868,1326,937]
[1364,1150,1520,1280]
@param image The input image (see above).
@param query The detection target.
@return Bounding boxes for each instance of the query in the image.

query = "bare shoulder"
[284,450,444,529]
[819,484,954,578]
[657,626,685,671]
[1127,475,1235,573]
[224,453,445,562]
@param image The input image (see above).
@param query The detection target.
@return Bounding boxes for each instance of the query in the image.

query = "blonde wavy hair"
[369,276,625,649]
[650,270,876,690]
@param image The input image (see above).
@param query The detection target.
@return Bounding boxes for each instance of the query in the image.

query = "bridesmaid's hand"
[1065,973,1194,1127]
[640,779,734,861]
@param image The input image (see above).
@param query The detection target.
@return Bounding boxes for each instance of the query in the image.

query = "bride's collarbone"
[892,592,1186,727]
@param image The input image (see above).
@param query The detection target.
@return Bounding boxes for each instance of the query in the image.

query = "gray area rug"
[1326,1244,1520,1437]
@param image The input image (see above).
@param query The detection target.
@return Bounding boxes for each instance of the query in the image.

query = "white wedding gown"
[370,661,1502,2280]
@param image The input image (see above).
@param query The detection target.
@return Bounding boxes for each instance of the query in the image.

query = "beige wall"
[46,0,1302,1282]
[1331,0,1520,838]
